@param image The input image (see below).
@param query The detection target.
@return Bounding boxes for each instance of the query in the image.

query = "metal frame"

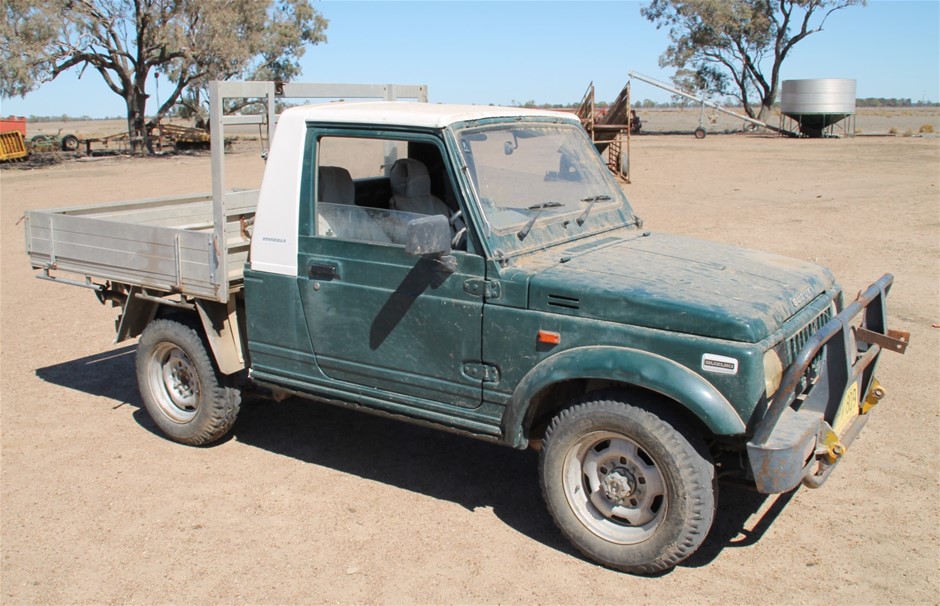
[780,113,857,138]
[25,80,429,306]
[206,81,429,302]
[747,273,909,493]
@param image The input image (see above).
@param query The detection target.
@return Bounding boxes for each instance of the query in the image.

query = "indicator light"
[537,330,561,345]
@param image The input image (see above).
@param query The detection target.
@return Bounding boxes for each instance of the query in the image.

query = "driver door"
[297,130,486,411]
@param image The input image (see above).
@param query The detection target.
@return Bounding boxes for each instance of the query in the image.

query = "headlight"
[763,348,785,398]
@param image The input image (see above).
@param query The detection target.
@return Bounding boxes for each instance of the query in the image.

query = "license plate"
[834,381,860,436]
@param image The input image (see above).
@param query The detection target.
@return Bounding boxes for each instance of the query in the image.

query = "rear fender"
[114,286,157,343]
[112,288,245,376]
[195,299,246,376]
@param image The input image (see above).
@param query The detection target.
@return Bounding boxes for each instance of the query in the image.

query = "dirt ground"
[1,132,938,604]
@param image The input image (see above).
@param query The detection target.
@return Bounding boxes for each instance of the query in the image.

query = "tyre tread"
[539,393,715,574]
[136,319,241,446]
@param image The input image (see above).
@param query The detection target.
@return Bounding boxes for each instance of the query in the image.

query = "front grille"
[785,307,832,377]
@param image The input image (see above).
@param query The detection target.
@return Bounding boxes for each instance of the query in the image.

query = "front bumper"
[747,273,909,494]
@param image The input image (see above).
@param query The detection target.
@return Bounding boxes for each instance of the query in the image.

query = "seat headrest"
[318,166,355,204]
[389,159,432,198]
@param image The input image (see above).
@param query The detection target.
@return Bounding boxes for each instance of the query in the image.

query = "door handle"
[308,263,338,280]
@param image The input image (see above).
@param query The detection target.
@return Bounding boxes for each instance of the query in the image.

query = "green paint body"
[243,118,840,449]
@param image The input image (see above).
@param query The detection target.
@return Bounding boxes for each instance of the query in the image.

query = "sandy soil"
[1,133,938,604]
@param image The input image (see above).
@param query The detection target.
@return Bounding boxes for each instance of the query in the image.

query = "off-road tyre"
[136,319,240,445]
[693,127,707,140]
[539,393,716,574]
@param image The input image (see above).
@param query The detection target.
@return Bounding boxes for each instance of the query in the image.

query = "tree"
[1,0,327,153]
[642,0,863,120]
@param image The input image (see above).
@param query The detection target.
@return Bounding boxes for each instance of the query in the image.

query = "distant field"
[21,106,940,142]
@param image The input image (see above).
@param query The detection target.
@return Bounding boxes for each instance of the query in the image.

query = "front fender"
[503,345,746,447]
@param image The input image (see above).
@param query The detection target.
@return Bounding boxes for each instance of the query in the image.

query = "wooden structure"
[577,81,633,183]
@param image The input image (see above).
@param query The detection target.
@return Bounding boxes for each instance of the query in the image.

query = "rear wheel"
[61,134,79,152]
[136,319,240,445]
[539,393,715,574]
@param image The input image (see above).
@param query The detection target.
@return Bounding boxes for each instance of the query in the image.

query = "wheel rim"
[147,342,200,423]
[561,431,667,544]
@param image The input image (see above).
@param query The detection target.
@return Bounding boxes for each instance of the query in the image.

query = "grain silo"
[780,79,857,137]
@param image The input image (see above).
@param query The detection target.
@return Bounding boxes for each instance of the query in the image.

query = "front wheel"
[136,319,240,445]
[539,394,715,574]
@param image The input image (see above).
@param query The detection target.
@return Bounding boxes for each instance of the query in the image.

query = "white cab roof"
[279,101,581,129]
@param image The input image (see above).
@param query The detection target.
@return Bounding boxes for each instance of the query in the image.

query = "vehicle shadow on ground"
[36,347,796,573]
[35,344,140,406]
[681,482,797,569]
[231,396,573,556]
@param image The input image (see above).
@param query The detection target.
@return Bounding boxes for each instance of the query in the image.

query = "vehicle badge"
[701,354,738,375]
[790,285,815,308]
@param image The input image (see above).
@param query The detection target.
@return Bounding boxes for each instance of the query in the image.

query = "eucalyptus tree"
[1,0,327,152]
[642,0,863,120]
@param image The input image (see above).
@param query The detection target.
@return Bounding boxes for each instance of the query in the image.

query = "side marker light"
[537,330,561,345]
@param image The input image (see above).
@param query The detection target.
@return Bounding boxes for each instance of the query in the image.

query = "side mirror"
[405,215,456,273]
[405,214,452,257]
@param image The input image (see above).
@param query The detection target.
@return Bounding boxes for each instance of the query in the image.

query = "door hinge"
[463,363,500,383]
[464,279,500,299]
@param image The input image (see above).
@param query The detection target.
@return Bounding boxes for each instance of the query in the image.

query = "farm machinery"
[1,116,214,162]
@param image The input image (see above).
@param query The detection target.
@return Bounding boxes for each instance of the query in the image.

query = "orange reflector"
[537,330,561,345]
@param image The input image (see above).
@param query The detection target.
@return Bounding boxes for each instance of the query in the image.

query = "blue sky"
[2,0,938,118]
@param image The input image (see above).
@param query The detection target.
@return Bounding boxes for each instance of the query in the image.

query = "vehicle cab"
[243,103,645,433]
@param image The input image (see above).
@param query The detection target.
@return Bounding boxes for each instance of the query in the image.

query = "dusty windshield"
[456,122,633,256]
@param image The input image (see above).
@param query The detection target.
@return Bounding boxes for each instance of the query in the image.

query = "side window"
[314,135,458,247]
[318,136,405,180]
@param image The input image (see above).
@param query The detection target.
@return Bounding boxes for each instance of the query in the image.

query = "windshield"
[456,122,634,257]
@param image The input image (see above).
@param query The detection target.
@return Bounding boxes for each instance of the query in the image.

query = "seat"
[388,159,451,217]
[318,166,355,205]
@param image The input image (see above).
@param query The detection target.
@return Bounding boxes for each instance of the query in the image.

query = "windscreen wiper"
[576,194,612,226]
[517,201,563,241]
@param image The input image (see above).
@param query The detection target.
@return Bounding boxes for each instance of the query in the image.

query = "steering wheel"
[449,209,467,249]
